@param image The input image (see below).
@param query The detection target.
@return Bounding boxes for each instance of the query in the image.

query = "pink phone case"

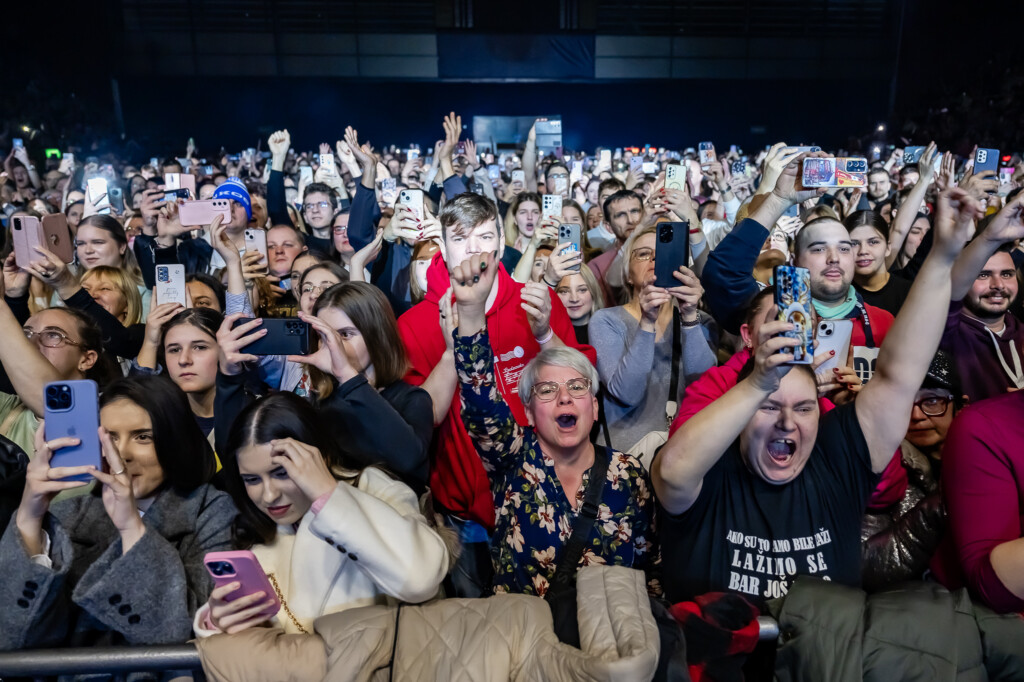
[178,199,232,227]
[204,550,280,620]
[12,216,44,268]
[41,213,74,264]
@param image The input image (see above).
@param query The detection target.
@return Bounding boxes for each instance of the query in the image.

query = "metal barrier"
[0,618,781,676]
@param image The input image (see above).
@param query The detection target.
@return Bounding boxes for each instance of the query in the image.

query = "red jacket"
[668,346,907,510]
[397,251,597,529]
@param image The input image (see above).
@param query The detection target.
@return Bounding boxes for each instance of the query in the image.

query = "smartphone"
[629,156,643,174]
[380,177,398,207]
[13,138,24,149]
[299,166,313,185]
[155,264,187,307]
[654,222,690,289]
[904,146,926,165]
[244,228,268,263]
[552,176,568,195]
[319,153,336,176]
[542,194,562,221]
[108,186,124,214]
[149,157,159,168]
[570,160,583,185]
[814,320,854,375]
[41,213,74,263]
[178,198,232,227]
[44,380,101,482]
[487,164,501,180]
[408,148,420,160]
[698,142,716,168]
[784,146,822,154]
[398,188,424,221]
[64,152,75,166]
[666,163,686,192]
[204,551,280,622]
[731,160,746,175]
[558,223,583,272]
[999,167,1014,185]
[468,180,485,195]
[164,173,196,196]
[231,317,312,356]
[12,216,44,267]
[202,165,214,176]
[975,147,999,177]
[599,149,612,170]
[801,157,868,188]
[162,188,192,203]
[84,177,110,214]
[642,162,657,175]
[512,169,526,184]
[774,265,814,364]
[534,117,563,154]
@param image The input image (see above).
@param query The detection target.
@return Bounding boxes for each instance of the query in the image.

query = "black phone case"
[232,318,312,356]
[654,221,690,288]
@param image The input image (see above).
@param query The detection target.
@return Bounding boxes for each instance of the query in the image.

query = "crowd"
[1,109,1023,681]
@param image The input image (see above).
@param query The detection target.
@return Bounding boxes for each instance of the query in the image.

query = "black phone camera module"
[659,224,673,242]
[207,561,235,577]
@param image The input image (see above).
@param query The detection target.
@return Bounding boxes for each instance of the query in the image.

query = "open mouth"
[555,414,578,429]
[766,439,796,464]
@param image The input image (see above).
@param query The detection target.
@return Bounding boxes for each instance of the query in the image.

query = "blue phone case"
[975,148,1000,176]
[44,380,101,482]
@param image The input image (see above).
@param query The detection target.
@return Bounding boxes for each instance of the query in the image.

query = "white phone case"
[155,265,187,307]
[542,194,562,220]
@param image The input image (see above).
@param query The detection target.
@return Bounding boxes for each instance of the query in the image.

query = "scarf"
[813,285,858,320]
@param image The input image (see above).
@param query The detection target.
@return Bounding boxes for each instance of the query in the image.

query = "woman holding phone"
[0,375,234,650]
[195,392,447,636]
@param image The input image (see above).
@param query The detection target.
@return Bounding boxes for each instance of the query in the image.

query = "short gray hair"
[518,347,599,404]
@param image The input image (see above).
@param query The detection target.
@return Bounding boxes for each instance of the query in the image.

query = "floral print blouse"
[455,330,655,596]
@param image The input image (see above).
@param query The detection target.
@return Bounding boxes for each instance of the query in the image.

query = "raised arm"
[949,191,1024,301]
[855,188,979,473]
[652,310,800,515]
[885,142,937,270]
[523,124,539,193]
[265,129,295,227]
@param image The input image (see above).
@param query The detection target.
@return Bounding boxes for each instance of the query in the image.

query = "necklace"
[267,573,309,634]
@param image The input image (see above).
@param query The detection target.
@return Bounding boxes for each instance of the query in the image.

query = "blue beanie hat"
[213,177,252,220]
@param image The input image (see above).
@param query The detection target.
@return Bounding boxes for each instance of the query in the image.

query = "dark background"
[2,0,1021,160]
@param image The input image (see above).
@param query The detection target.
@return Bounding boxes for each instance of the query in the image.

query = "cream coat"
[195,469,448,636]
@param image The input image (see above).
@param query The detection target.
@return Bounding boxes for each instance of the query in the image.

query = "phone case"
[629,157,643,173]
[785,146,822,153]
[552,176,568,194]
[654,222,690,289]
[87,178,110,213]
[41,213,74,264]
[558,223,582,271]
[642,162,657,175]
[244,229,268,262]
[156,265,187,307]
[599,150,611,169]
[44,380,101,482]
[178,199,232,227]
[232,317,312,356]
[904,146,926,165]
[774,265,814,364]
[814,320,854,374]
[299,166,313,184]
[802,157,867,188]
[204,550,281,621]
[164,174,197,196]
[698,142,716,167]
[399,189,424,220]
[975,148,999,176]
[12,216,44,268]
[666,164,686,191]
[542,194,562,220]
[381,178,398,207]
[319,153,336,176]
[535,118,562,153]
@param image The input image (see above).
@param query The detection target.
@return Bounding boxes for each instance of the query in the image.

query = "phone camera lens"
[46,386,59,397]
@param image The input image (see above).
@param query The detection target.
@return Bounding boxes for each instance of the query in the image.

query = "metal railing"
[0,618,780,676]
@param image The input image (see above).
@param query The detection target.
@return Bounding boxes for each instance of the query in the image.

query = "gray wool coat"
[0,483,236,652]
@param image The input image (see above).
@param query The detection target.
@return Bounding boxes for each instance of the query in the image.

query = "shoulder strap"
[666,306,683,423]
[0,401,28,438]
[596,383,612,450]
[549,445,611,591]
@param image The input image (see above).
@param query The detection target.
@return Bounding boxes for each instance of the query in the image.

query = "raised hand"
[917,142,939,185]
[207,582,275,635]
[520,281,553,339]
[543,243,583,286]
[747,304,798,393]
[667,266,703,319]
[267,130,290,161]
[638,283,670,327]
[268,438,337,503]
[348,229,384,282]
[451,250,496,336]
[3,252,29,297]
[90,427,147,552]
[932,187,983,262]
[439,288,459,351]
[288,311,357,383]
[215,313,266,376]
[439,112,462,162]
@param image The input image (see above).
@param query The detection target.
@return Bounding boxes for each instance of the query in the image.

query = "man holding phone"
[397,192,595,598]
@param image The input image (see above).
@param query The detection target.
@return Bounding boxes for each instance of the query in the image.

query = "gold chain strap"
[266,573,309,635]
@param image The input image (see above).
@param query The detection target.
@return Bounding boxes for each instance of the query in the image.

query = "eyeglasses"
[548,172,569,180]
[303,201,331,212]
[631,248,655,262]
[332,226,348,235]
[300,283,332,296]
[913,395,951,417]
[24,329,81,348]
[531,377,592,402]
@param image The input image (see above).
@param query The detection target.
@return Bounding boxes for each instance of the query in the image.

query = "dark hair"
[736,355,816,390]
[158,307,224,368]
[298,259,349,292]
[185,273,226,312]
[313,281,409,387]
[100,375,216,494]
[899,164,920,177]
[78,214,129,251]
[597,177,626,200]
[221,392,356,547]
[844,210,891,241]
[743,286,776,330]
[438,192,499,240]
[867,166,890,180]
[697,200,718,221]
[602,189,642,224]
[793,215,845,256]
[56,307,121,388]
[302,182,337,210]
[545,162,569,182]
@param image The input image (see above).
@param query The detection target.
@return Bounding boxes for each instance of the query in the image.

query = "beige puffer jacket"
[195,565,660,682]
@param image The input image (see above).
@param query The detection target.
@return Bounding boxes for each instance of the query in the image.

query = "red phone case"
[204,550,280,621]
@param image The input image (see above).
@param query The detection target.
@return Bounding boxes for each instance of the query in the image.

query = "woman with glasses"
[0,265,117,455]
[450,255,653,596]
[217,282,431,489]
[589,225,716,459]
[860,351,964,591]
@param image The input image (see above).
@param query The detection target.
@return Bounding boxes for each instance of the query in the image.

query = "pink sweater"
[931,391,1024,613]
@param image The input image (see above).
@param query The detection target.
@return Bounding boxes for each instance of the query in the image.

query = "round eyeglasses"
[531,377,592,402]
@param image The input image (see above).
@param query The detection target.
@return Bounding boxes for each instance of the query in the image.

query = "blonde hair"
[556,262,605,315]
[620,225,657,297]
[80,266,143,326]
[503,192,542,249]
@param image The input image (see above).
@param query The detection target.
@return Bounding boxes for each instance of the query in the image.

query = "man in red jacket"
[397,192,595,596]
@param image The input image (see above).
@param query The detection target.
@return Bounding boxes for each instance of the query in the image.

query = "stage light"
[877,124,885,132]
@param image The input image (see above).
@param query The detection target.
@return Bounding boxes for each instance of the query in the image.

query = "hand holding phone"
[774,265,814,364]
[205,550,281,628]
[44,381,102,482]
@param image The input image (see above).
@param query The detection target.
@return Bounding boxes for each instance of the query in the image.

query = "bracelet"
[535,328,554,345]
[542,276,559,288]
[680,315,701,328]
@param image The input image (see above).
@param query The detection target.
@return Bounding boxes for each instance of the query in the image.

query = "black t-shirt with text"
[856,273,913,317]
[659,403,879,605]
